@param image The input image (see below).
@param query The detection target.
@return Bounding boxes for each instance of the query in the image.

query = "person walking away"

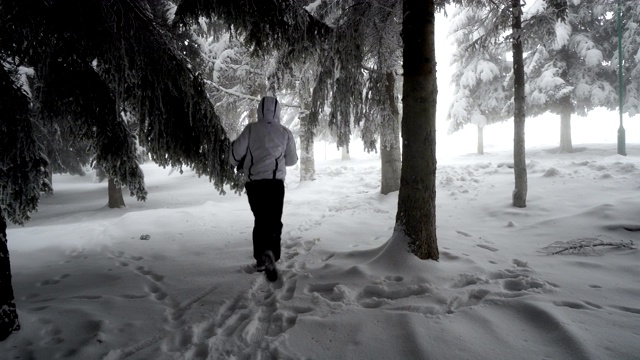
[230,96,298,282]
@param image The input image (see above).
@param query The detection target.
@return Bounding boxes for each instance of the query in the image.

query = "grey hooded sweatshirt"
[230,96,298,181]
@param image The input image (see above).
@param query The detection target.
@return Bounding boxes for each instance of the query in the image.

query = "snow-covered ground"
[3,117,640,359]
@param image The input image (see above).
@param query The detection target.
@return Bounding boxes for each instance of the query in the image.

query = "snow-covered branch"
[543,238,635,255]
[204,80,304,111]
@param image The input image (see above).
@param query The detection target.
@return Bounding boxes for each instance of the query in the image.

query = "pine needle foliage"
[174,0,333,63]
[175,0,404,152]
[175,0,340,144]
[0,66,50,225]
[1,0,244,229]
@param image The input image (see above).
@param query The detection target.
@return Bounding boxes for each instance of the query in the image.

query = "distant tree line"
[449,0,640,155]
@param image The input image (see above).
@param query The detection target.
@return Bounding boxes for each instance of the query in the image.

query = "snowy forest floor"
[3,143,640,360]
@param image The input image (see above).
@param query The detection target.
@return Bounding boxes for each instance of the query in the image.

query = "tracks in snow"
[103,234,318,360]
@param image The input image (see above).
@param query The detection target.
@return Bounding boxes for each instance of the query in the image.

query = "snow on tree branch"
[542,237,635,255]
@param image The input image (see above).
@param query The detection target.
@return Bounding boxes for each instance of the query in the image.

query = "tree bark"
[477,124,485,155]
[108,177,126,208]
[396,0,438,260]
[0,215,20,341]
[300,115,316,181]
[559,96,573,153]
[46,168,53,189]
[511,0,528,208]
[380,72,402,195]
[341,146,350,161]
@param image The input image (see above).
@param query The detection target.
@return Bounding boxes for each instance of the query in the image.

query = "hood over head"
[257,96,282,123]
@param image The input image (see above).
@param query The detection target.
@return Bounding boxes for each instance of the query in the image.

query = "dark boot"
[263,250,278,282]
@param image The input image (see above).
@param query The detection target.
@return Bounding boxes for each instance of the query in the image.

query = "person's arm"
[230,125,250,166]
[284,128,298,166]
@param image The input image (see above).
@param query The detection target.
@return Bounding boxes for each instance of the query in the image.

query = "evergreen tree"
[448,6,512,154]
[395,0,439,259]
[14,60,141,206]
[510,0,528,208]
[176,1,332,183]
[523,0,616,153]
[452,0,569,207]
[175,0,440,258]
[606,0,640,118]
[367,70,402,194]
[13,67,92,182]
[0,0,243,339]
[292,1,403,192]
[179,1,403,191]
[296,63,323,181]
[451,0,529,206]
[452,0,617,156]
[356,2,403,194]
[185,15,325,185]
[0,64,50,340]
[191,19,270,136]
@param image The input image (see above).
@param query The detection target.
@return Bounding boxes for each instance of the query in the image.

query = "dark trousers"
[245,179,285,262]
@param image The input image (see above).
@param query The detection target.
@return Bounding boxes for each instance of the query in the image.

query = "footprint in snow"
[477,244,499,252]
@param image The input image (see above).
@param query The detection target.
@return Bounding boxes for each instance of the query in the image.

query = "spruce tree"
[606,0,640,118]
[523,0,617,153]
[0,0,243,339]
[176,0,440,258]
[395,0,439,259]
[0,65,50,340]
[451,0,569,207]
[448,6,512,155]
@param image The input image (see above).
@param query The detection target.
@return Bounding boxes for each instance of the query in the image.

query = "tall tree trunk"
[108,177,126,208]
[381,71,401,195]
[300,114,316,181]
[46,168,53,189]
[396,0,438,260]
[0,214,20,341]
[511,0,528,208]
[477,124,485,155]
[248,87,263,124]
[341,146,350,161]
[559,96,573,153]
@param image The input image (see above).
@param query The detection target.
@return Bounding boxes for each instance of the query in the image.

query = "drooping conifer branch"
[174,0,333,61]
[0,66,50,225]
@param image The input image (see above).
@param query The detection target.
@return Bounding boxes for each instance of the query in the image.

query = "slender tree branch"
[205,79,304,110]
[544,239,635,255]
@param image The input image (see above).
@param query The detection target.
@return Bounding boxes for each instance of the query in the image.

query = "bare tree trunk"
[300,114,316,181]
[46,168,53,189]
[0,215,20,341]
[108,177,126,208]
[511,0,528,208]
[477,124,485,155]
[559,96,573,153]
[381,71,401,195]
[396,0,438,260]
[341,146,350,161]
[248,86,263,124]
